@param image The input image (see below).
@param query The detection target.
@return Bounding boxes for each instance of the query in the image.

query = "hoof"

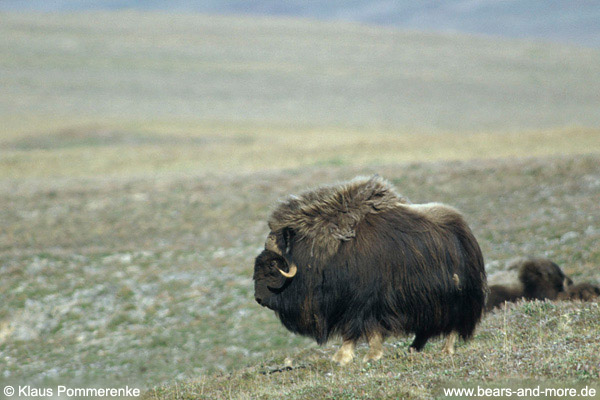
[332,341,355,366]
[362,349,383,363]
[332,351,354,366]
[441,332,457,355]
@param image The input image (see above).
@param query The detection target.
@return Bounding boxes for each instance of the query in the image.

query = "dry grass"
[2,124,600,179]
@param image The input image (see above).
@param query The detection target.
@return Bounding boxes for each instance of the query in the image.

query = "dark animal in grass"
[253,176,487,365]
[486,257,572,311]
[557,282,600,301]
[486,285,523,312]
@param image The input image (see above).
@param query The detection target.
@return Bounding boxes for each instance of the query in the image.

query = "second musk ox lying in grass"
[253,176,487,365]
[486,258,573,311]
[557,282,600,301]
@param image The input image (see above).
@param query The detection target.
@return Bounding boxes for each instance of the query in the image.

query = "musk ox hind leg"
[409,332,430,353]
[332,339,356,366]
[363,331,384,363]
[441,331,458,355]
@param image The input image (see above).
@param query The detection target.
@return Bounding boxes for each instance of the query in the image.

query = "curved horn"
[277,263,297,278]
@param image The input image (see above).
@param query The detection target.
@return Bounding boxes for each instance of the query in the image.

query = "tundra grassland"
[1,11,600,400]
[2,149,599,395]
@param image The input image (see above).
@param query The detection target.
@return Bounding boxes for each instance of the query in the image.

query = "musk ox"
[486,257,572,311]
[253,176,487,364]
[557,282,600,301]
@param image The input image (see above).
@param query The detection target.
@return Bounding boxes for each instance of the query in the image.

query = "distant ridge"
[2,12,600,132]
[1,0,599,48]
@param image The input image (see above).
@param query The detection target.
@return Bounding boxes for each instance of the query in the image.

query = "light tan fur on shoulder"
[404,202,464,226]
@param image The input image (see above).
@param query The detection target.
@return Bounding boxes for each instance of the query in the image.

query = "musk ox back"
[253,176,487,364]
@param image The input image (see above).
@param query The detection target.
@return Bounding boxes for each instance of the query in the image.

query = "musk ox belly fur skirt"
[254,175,487,353]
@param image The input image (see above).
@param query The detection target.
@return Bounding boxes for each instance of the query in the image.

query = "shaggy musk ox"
[486,258,572,311]
[253,176,487,365]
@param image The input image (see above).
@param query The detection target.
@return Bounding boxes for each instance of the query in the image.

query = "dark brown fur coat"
[257,175,487,349]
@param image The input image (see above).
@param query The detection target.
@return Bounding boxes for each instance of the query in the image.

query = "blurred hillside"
[1,1,599,47]
[2,12,600,139]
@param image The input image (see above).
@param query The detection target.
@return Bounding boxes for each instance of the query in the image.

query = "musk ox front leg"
[441,331,458,355]
[363,332,384,363]
[332,339,356,366]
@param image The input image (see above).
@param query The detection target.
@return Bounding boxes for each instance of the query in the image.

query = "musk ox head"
[518,258,572,300]
[253,249,296,310]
